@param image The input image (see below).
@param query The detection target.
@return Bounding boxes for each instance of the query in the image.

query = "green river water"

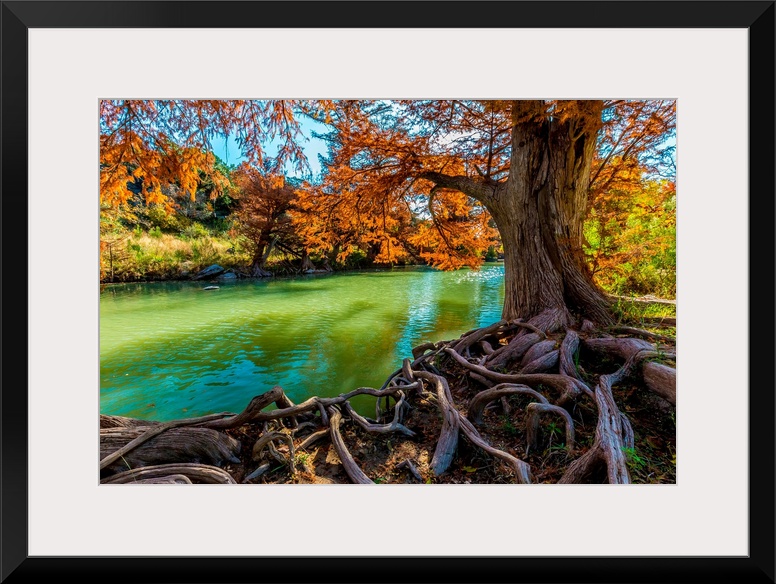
[100,263,505,421]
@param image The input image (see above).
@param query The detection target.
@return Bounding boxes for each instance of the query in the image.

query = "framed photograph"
[4,1,773,582]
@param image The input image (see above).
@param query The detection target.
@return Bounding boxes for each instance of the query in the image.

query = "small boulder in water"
[194,264,225,280]
[217,271,238,281]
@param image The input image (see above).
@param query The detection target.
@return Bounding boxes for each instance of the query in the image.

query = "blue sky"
[211,115,330,181]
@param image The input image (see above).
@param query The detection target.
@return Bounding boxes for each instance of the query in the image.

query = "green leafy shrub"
[181,223,210,240]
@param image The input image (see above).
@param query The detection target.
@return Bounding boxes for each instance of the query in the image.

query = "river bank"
[100,225,496,284]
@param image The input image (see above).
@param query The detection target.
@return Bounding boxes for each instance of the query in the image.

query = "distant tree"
[232,163,296,276]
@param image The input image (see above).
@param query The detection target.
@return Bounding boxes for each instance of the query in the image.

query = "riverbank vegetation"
[100,99,676,485]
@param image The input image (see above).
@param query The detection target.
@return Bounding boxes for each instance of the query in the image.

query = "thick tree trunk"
[487,100,612,324]
[490,204,568,323]
[420,100,614,324]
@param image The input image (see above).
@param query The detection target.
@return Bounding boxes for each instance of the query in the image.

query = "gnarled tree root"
[445,347,590,402]
[296,428,330,451]
[415,370,531,484]
[397,459,423,482]
[101,426,241,474]
[342,398,416,437]
[467,384,549,425]
[559,329,584,380]
[643,362,676,405]
[252,431,296,474]
[101,463,238,484]
[134,474,194,484]
[560,347,667,484]
[99,412,235,470]
[525,403,575,455]
[328,407,374,484]
[414,371,459,476]
[583,337,676,405]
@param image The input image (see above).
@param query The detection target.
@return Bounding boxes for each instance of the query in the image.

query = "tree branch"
[417,171,494,205]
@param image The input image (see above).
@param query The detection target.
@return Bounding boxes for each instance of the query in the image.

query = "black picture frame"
[2,1,773,583]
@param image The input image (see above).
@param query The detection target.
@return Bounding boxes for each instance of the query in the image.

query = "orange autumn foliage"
[231,164,297,269]
[99,100,312,212]
[290,100,509,269]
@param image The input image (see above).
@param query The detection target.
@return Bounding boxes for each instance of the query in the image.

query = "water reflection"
[100,265,504,421]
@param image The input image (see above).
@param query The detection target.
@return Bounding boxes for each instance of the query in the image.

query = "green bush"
[484,246,498,261]
[181,223,210,240]
[191,238,218,264]
[146,205,183,231]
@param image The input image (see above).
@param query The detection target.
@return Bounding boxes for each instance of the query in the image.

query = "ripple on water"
[101,266,505,420]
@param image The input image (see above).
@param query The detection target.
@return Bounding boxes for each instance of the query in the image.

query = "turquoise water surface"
[100,264,505,421]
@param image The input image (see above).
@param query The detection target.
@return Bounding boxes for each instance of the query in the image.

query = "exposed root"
[296,428,330,451]
[243,463,271,483]
[328,407,374,484]
[457,414,532,484]
[416,370,531,483]
[291,421,318,436]
[252,431,296,474]
[101,463,237,484]
[591,373,630,483]
[101,415,160,429]
[453,319,508,354]
[521,350,560,374]
[445,347,590,402]
[609,326,675,344]
[135,474,193,484]
[583,337,676,404]
[342,398,416,437]
[558,444,604,484]
[620,413,635,450]
[99,412,235,470]
[100,426,240,474]
[200,386,293,430]
[414,371,460,476]
[397,459,423,482]
[317,401,330,426]
[559,329,583,380]
[203,383,420,428]
[511,321,548,338]
[412,342,437,359]
[479,340,495,356]
[525,403,575,455]
[520,339,557,367]
[468,384,548,425]
[485,332,542,370]
[643,362,676,405]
